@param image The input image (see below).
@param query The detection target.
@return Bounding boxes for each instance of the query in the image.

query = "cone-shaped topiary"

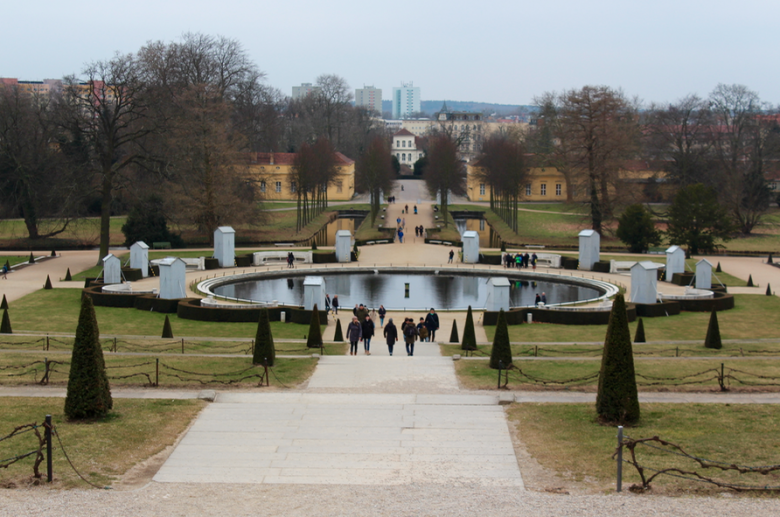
[306,304,323,348]
[769,253,774,264]
[747,275,754,287]
[64,268,72,281]
[596,294,640,425]
[462,306,478,350]
[767,284,773,296]
[4,260,9,270]
[161,315,174,338]
[0,309,11,334]
[489,309,512,369]
[500,242,506,252]
[253,308,275,366]
[28,253,35,264]
[51,250,57,257]
[704,309,722,349]
[64,296,112,419]
[333,318,344,342]
[716,262,722,273]
[44,275,53,289]
[311,240,318,250]
[0,294,7,310]
[449,320,459,343]
[634,317,646,343]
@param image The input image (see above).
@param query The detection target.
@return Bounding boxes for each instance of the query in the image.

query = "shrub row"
[670,272,695,286]
[561,257,579,270]
[483,304,638,326]
[479,254,502,265]
[591,261,611,273]
[176,298,328,325]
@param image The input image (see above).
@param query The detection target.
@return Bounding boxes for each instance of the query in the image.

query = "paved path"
[0,250,97,302]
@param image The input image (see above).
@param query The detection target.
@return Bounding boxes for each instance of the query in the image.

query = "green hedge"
[121,267,143,282]
[82,285,144,308]
[634,300,681,317]
[671,272,695,286]
[561,257,579,270]
[133,295,182,313]
[176,298,328,325]
[592,261,611,273]
[483,304,638,326]
[235,255,252,267]
[312,252,337,264]
[479,254,502,265]
[676,292,735,312]
[204,258,220,270]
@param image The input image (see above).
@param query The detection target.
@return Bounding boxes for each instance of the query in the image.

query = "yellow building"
[249,152,356,201]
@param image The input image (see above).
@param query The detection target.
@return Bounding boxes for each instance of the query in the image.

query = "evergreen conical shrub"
[253,308,275,366]
[704,309,722,350]
[462,306,477,350]
[51,250,57,257]
[500,242,506,252]
[596,294,640,425]
[306,304,323,348]
[28,253,35,264]
[333,319,344,342]
[489,309,512,369]
[4,260,9,270]
[0,309,11,334]
[64,296,112,419]
[64,268,72,281]
[747,275,754,287]
[767,284,773,296]
[44,275,53,289]
[161,315,174,339]
[634,317,646,343]
[716,262,722,273]
[449,320,459,343]
[769,253,774,264]
[311,240,318,250]
[0,294,7,310]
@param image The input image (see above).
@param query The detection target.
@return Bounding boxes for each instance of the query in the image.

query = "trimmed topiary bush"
[44,275,53,290]
[462,306,477,351]
[333,319,344,342]
[51,250,57,257]
[769,253,774,264]
[64,268,72,281]
[28,253,35,264]
[253,308,275,366]
[768,284,773,296]
[596,294,640,425]
[4,260,9,270]
[634,317,646,343]
[489,309,512,369]
[0,294,7,310]
[747,274,755,287]
[500,242,506,252]
[64,296,112,420]
[716,262,722,273]
[311,240,318,251]
[449,320,459,343]
[704,309,722,349]
[0,309,11,334]
[162,315,174,338]
[306,304,323,348]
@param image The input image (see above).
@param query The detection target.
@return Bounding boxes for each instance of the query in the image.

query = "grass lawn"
[454,357,780,391]
[0,397,203,488]
[0,353,318,389]
[8,289,327,340]
[0,255,41,268]
[479,294,780,343]
[509,403,780,494]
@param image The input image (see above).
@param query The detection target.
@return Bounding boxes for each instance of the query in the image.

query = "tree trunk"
[98,173,113,263]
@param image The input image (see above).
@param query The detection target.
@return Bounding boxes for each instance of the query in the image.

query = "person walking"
[356,303,369,323]
[403,318,419,356]
[405,204,409,214]
[346,316,362,356]
[384,318,398,356]
[424,308,440,342]
[535,293,541,306]
[541,292,547,305]
[378,305,386,327]
[417,317,429,342]
[523,252,530,268]
[1,264,7,279]
[361,314,375,355]
[414,205,417,214]
[532,252,538,270]
[332,295,339,314]
[325,293,331,314]
[448,249,454,263]
[398,229,404,243]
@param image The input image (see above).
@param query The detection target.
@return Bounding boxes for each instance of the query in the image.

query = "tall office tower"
[392,82,420,119]
[292,83,320,99]
[355,85,382,114]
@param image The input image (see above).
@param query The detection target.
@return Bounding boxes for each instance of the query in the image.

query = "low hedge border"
[176,298,329,325]
[82,285,144,308]
[483,304,638,326]
[634,300,681,317]
[133,295,183,313]
[591,261,611,273]
[121,267,143,282]
[671,272,695,286]
[479,254,502,265]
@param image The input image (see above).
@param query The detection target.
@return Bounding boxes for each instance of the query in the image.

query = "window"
[540,183,547,196]
[336,181,343,193]
[275,181,282,193]
[402,153,406,161]
[555,183,562,196]
[479,183,485,196]
[260,181,266,193]
[290,181,297,193]
[525,183,532,196]
[321,183,327,193]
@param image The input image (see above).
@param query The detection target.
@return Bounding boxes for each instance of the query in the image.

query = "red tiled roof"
[393,128,415,137]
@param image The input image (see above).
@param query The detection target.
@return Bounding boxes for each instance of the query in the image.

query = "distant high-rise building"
[292,83,320,99]
[392,82,420,119]
[355,85,382,115]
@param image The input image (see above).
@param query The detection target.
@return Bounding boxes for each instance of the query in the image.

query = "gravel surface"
[2,483,779,516]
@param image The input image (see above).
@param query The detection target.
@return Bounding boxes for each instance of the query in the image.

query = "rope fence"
[615,430,780,492]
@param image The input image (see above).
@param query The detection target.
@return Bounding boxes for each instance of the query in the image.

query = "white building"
[355,86,382,114]
[391,129,424,167]
[392,82,420,119]
[292,83,320,99]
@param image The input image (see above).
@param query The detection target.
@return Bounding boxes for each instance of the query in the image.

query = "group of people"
[344,308,440,357]
[413,226,425,238]
[324,293,339,314]
[286,252,296,268]
[535,292,548,306]
[505,252,538,270]
[387,196,397,203]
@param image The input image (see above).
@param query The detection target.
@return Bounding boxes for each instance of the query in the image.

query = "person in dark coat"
[361,315,375,355]
[424,308,440,342]
[383,318,398,356]
[346,316,362,356]
[332,295,339,314]
[535,293,541,306]
[378,305,387,327]
[403,318,419,356]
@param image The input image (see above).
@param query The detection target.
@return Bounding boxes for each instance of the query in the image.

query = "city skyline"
[2,0,779,106]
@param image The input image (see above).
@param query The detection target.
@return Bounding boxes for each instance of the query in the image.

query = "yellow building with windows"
[249,152,356,201]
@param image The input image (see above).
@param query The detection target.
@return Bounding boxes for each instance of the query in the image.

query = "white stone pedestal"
[303,276,326,311]
[130,241,149,277]
[103,254,122,284]
[158,257,186,299]
[486,277,510,312]
[630,261,663,304]
[214,226,236,268]
[462,231,479,264]
[335,230,352,263]
[695,259,713,289]
[578,229,600,271]
[665,245,685,282]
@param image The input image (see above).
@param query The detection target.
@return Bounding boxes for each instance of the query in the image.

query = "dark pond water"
[306,215,365,247]
[213,272,601,310]
[455,218,502,248]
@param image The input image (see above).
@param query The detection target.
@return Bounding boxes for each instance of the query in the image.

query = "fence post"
[497,360,503,389]
[46,335,49,351]
[155,358,159,387]
[534,345,538,357]
[719,362,726,391]
[113,337,117,353]
[181,338,185,354]
[43,357,48,385]
[616,425,623,492]
[45,414,52,483]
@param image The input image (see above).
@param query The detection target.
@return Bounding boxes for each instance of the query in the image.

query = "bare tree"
[356,136,395,223]
[424,133,467,227]
[292,138,339,231]
[473,132,528,233]
[314,74,353,148]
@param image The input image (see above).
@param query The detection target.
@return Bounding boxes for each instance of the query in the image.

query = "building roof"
[393,128,416,137]
[250,152,354,166]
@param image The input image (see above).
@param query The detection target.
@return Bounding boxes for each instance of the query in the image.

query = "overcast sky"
[3,0,778,106]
